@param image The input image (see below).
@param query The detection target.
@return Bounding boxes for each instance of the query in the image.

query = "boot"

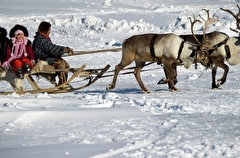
[24,63,31,74]
[16,68,24,79]
[58,72,67,85]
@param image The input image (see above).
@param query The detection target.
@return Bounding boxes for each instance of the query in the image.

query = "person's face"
[47,27,51,36]
[16,32,24,40]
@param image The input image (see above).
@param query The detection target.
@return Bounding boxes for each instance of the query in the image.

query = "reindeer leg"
[134,61,149,93]
[211,58,229,89]
[211,65,218,89]
[161,63,178,91]
[157,66,168,84]
[107,55,134,90]
[216,63,229,88]
[107,64,124,90]
[158,63,177,87]
[173,63,178,85]
[169,63,178,91]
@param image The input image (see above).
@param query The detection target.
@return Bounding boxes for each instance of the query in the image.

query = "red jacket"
[3,40,36,64]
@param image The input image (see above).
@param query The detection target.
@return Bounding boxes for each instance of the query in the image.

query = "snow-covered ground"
[0,0,240,157]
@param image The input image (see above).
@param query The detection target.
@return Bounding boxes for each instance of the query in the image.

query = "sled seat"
[31,60,55,74]
[31,60,91,77]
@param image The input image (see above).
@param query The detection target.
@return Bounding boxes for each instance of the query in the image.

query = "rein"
[212,37,229,49]
[101,62,156,78]
[210,37,231,59]
[197,67,208,79]
[72,48,122,56]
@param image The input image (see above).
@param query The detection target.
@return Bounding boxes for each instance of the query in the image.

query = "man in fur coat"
[32,21,73,86]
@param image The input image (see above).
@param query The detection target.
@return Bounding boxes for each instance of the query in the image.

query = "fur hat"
[9,24,29,38]
[0,27,7,38]
[38,21,51,34]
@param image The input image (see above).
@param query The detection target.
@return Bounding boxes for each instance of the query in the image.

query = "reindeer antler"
[188,9,218,47]
[199,9,219,45]
[188,15,202,45]
[220,5,240,30]
[220,5,240,34]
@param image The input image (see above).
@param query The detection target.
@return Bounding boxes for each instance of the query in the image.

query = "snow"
[0,0,240,157]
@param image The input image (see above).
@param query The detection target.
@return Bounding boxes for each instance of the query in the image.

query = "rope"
[197,68,208,79]
[105,62,155,74]
[71,48,122,56]
[101,67,160,78]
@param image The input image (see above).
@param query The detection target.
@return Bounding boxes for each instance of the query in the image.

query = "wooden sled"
[0,62,110,95]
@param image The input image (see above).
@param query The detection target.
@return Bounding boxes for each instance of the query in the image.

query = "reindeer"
[106,10,217,93]
[158,31,229,89]
[160,9,230,89]
[200,5,240,89]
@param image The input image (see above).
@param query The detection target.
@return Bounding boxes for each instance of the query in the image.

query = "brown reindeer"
[202,5,240,89]
[159,31,229,89]
[158,9,230,89]
[182,31,229,89]
[106,10,217,93]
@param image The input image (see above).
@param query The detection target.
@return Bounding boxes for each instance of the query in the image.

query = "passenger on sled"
[0,26,9,67]
[1,24,36,79]
[32,21,74,86]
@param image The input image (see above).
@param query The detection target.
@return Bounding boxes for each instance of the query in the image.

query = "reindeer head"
[220,5,240,35]
[189,9,219,67]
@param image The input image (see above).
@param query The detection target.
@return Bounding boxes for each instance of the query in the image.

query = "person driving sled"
[32,21,73,86]
[1,24,36,79]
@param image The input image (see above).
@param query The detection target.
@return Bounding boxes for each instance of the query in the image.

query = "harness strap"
[149,34,159,59]
[211,38,230,59]
[212,38,229,51]
[225,45,231,59]
[177,41,184,62]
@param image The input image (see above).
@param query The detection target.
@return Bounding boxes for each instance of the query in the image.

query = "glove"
[31,60,36,65]
[63,47,74,56]
[1,61,10,70]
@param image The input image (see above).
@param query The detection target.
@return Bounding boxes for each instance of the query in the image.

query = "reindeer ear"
[192,46,198,50]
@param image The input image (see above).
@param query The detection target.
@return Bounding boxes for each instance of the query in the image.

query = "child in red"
[2,25,36,79]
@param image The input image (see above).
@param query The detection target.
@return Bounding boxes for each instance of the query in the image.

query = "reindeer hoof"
[212,87,222,90]
[169,88,178,92]
[157,78,166,84]
[106,84,114,90]
[142,90,150,94]
[217,79,222,87]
